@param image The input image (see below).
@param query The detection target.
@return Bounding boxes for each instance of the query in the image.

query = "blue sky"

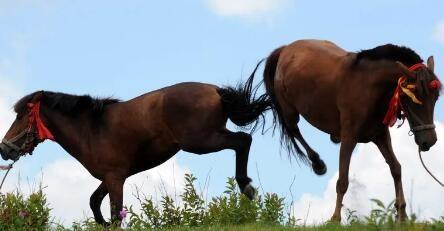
[1,0,444,223]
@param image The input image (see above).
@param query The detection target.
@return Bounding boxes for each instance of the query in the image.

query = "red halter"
[27,102,55,141]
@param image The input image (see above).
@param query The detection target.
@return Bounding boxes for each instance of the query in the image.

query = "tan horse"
[259,39,440,221]
[0,76,270,225]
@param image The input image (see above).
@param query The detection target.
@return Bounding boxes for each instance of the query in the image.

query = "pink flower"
[19,211,29,219]
[119,209,127,219]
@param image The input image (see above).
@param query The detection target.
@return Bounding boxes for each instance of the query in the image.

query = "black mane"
[14,91,120,118]
[355,44,423,66]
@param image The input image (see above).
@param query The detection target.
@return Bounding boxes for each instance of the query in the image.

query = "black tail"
[217,61,271,132]
[263,46,308,163]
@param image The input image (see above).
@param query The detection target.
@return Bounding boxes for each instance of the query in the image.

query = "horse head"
[396,56,440,151]
[0,92,54,161]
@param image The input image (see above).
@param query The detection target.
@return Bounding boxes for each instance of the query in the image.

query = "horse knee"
[389,161,402,180]
[236,132,252,145]
[336,179,349,194]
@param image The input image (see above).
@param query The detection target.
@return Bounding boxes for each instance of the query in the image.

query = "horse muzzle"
[0,143,10,160]
[414,128,437,152]
[0,142,19,161]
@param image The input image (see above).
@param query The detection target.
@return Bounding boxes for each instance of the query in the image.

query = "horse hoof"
[396,214,408,223]
[312,159,327,175]
[329,215,341,223]
[242,183,257,200]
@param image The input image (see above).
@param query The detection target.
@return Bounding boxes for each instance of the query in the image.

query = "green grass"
[163,223,444,231]
[1,173,443,230]
[62,222,444,231]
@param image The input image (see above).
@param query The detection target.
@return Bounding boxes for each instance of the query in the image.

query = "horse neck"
[360,61,402,94]
[359,61,404,116]
[40,106,92,159]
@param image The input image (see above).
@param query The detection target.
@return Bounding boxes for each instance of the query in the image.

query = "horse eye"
[16,114,24,120]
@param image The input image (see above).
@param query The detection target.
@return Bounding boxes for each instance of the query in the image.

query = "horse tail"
[263,46,308,163]
[217,60,271,132]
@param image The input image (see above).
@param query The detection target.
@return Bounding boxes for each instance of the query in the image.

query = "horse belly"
[128,135,181,175]
[277,71,341,136]
[298,95,341,136]
[277,42,346,136]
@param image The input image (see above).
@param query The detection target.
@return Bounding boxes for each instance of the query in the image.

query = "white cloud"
[292,122,444,224]
[0,33,28,147]
[0,82,17,136]
[3,157,188,225]
[0,54,24,137]
[205,0,288,18]
[434,21,444,44]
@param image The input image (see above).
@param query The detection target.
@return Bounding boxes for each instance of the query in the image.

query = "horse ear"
[427,56,435,72]
[31,91,44,102]
[396,61,414,78]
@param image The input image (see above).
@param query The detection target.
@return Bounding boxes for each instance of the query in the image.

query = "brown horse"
[258,39,440,222]
[0,75,270,225]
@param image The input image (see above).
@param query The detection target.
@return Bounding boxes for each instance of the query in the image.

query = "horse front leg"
[330,137,356,222]
[105,176,126,225]
[373,130,407,221]
[90,182,109,225]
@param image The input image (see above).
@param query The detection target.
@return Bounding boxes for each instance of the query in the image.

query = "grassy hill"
[1,174,443,230]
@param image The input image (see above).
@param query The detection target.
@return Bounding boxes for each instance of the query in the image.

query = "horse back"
[109,82,224,138]
[278,39,348,81]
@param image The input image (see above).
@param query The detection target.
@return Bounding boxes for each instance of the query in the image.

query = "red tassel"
[383,86,401,126]
[383,63,430,127]
[27,102,55,141]
[429,79,441,90]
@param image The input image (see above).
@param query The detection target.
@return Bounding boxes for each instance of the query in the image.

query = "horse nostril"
[421,142,430,151]
[0,146,7,160]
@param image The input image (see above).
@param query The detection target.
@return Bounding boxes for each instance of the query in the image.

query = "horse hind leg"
[283,109,327,175]
[180,129,256,200]
[294,127,327,175]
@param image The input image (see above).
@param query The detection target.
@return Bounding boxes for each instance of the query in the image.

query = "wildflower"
[119,209,127,219]
[19,211,29,219]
